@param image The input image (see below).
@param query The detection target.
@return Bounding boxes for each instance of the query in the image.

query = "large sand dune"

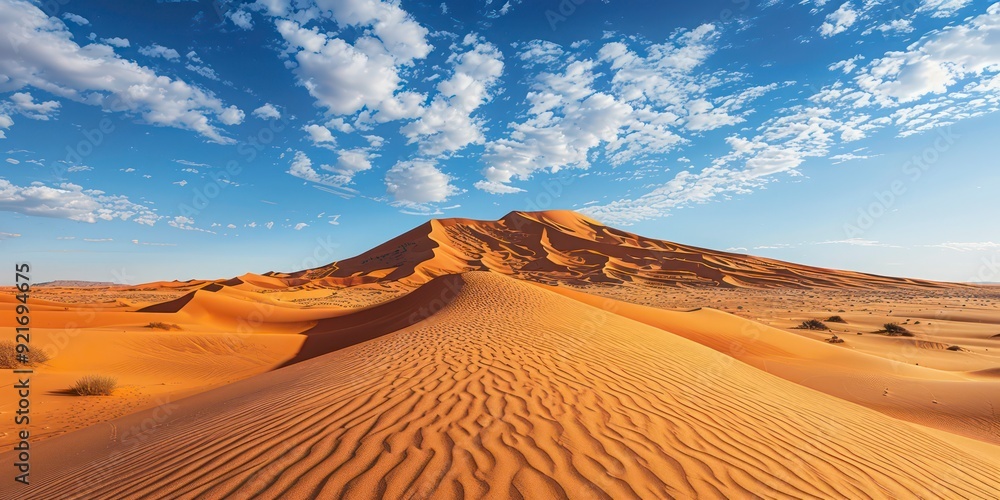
[281,210,963,290]
[5,273,999,499]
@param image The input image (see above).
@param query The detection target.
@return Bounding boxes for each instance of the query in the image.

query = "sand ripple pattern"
[10,273,1000,499]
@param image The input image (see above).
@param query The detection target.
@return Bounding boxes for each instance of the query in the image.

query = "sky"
[1,0,999,284]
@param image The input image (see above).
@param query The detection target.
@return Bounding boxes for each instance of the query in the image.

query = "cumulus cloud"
[9,92,60,120]
[400,36,504,156]
[0,113,12,138]
[855,4,1000,104]
[385,159,459,206]
[252,103,281,119]
[273,0,431,119]
[139,43,180,60]
[0,1,241,143]
[287,150,322,183]
[219,106,245,125]
[0,178,159,225]
[227,8,254,30]
[62,12,89,25]
[101,37,130,48]
[303,124,336,145]
[819,3,858,37]
[286,148,373,191]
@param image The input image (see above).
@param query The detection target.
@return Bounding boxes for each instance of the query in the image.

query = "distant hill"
[35,280,125,288]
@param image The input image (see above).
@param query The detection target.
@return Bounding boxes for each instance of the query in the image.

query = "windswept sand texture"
[8,273,1000,499]
[2,210,999,499]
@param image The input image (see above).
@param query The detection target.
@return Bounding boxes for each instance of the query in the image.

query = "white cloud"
[286,148,372,189]
[855,5,1000,104]
[870,19,913,34]
[582,103,852,225]
[9,92,60,120]
[174,159,210,168]
[816,238,901,248]
[287,150,322,183]
[6,158,19,164]
[186,63,219,81]
[0,113,12,138]
[480,59,634,189]
[303,124,336,145]
[916,0,973,18]
[819,2,858,37]
[925,241,1000,251]
[228,8,254,30]
[0,178,159,225]
[139,43,180,60]
[326,149,372,184]
[385,159,459,206]
[325,117,353,133]
[219,106,245,125]
[273,0,431,119]
[829,55,864,74]
[101,37,130,48]
[252,103,281,119]
[167,215,213,233]
[479,24,764,194]
[294,222,308,230]
[0,232,21,239]
[400,37,504,156]
[62,12,89,25]
[131,239,176,246]
[0,1,242,143]
[67,165,92,172]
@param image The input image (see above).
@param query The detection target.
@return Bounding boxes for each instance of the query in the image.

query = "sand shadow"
[277,274,466,367]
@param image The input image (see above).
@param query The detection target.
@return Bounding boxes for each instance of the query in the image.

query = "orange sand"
[1,210,998,499]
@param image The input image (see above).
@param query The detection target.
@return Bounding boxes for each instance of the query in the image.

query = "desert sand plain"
[1,210,999,499]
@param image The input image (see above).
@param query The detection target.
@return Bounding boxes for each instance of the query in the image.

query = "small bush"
[826,315,847,323]
[826,335,845,344]
[0,341,50,369]
[797,319,828,331]
[946,345,963,351]
[71,375,118,396]
[879,323,913,336]
[145,322,180,330]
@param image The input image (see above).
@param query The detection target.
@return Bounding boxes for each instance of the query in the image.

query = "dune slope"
[7,273,999,500]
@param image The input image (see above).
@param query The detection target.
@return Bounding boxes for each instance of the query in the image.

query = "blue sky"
[1,0,999,284]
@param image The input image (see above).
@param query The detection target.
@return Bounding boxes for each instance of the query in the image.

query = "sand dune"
[537,282,1000,445]
[5,273,999,499]
[281,211,964,290]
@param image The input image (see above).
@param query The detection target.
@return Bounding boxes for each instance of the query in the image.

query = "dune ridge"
[7,273,999,500]
[252,210,965,291]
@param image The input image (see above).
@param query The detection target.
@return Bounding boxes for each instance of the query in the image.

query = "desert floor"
[1,272,999,498]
